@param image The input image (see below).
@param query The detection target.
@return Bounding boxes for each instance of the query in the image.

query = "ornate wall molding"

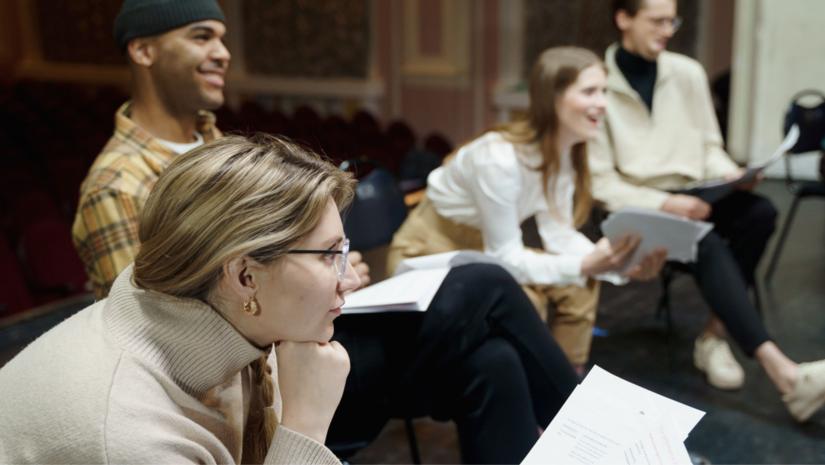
[240,0,369,79]
[400,0,471,87]
[225,0,384,112]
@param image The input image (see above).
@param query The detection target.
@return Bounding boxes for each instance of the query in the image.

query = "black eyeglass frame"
[286,238,350,281]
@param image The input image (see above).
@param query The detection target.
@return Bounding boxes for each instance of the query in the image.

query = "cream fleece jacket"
[0,266,340,465]
[588,44,739,211]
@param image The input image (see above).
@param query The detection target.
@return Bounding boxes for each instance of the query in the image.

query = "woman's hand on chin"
[275,340,350,444]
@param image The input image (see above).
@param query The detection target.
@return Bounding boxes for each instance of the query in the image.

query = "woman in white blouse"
[388,46,666,372]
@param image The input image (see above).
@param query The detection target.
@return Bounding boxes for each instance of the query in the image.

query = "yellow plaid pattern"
[72,102,219,299]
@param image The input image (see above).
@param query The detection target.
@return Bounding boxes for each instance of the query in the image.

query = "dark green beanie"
[114,0,225,51]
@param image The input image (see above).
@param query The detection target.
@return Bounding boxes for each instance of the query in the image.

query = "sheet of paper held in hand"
[679,124,800,203]
[342,251,504,314]
[522,366,705,465]
[601,207,713,270]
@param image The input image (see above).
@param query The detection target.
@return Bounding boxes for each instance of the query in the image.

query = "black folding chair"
[340,159,408,251]
[765,90,825,282]
[333,159,422,464]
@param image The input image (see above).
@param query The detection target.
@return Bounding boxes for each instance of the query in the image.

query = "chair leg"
[404,417,422,464]
[656,267,675,370]
[656,267,674,330]
[765,195,802,282]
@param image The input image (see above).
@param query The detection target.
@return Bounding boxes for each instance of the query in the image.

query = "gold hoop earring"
[242,297,259,316]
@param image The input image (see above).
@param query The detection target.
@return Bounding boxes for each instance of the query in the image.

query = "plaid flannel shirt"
[72,102,220,299]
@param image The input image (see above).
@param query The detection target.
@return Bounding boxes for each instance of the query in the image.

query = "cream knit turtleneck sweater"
[0,265,340,464]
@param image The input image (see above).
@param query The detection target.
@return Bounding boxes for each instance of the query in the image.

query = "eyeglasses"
[648,15,683,32]
[286,238,350,281]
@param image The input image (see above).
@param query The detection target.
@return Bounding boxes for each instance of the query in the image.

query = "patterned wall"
[35,0,124,65]
[523,0,698,76]
[241,0,370,78]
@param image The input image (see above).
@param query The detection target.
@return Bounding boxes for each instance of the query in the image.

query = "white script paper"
[342,268,449,313]
[393,250,505,275]
[522,366,704,465]
[601,207,713,269]
[342,250,506,314]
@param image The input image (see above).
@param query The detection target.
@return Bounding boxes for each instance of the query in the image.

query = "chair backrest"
[782,90,825,182]
[399,148,441,189]
[423,132,454,159]
[784,90,825,154]
[340,159,408,251]
[18,218,88,294]
[0,234,33,316]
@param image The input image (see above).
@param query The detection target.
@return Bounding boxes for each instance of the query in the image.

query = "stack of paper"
[601,207,713,269]
[393,250,504,275]
[342,250,504,314]
[342,250,504,313]
[522,366,704,465]
[342,268,449,313]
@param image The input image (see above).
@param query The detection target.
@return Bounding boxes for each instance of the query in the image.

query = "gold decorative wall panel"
[241,0,370,78]
[400,0,471,86]
[35,0,123,65]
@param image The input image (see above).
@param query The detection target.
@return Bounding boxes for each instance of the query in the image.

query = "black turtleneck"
[615,46,657,112]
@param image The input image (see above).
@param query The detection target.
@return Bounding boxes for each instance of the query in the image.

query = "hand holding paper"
[678,124,800,203]
[601,207,714,271]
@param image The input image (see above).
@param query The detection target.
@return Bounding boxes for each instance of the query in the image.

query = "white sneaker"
[784,359,825,422]
[693,334,745,390]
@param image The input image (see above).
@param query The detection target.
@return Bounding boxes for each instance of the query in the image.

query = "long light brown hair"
[133,134,355,463]
[497,46,604,227]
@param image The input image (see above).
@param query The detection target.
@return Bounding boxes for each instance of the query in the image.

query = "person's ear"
[127,37,155,67]
[223,255,260,303]
[615,9,633,32]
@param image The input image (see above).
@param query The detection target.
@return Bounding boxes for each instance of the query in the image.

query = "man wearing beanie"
[73,0,227,298]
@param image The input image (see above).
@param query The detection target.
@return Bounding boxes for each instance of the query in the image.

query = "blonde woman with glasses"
[0,135,359,464]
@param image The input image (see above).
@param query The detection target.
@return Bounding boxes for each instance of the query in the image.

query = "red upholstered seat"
[0,235,33,316]
[18,218,88,296]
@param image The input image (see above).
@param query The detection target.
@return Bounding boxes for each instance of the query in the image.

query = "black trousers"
[685,191,777,355]
[329,263,578,464]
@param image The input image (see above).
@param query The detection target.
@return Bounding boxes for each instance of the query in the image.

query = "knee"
[697,231,730,263]
[428,263,535,330]
[466,338,524,383]
[452,262,515,284]
[449,263,524,298]
[741,195,778,235]
[752,197,778,234]
[699,230,726,252]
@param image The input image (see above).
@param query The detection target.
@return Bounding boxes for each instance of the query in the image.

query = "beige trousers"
[388,198,600,365]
